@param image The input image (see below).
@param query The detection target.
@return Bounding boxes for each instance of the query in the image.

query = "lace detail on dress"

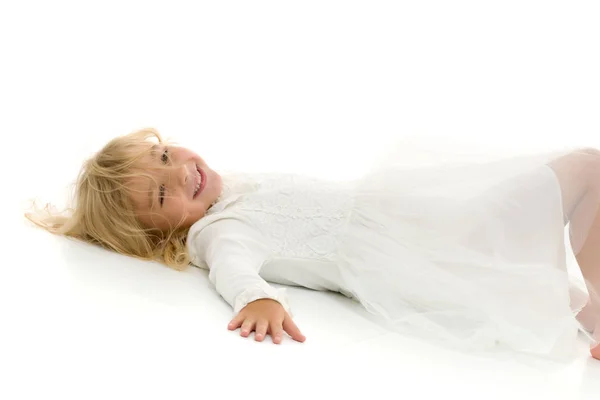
[210,172,355,262]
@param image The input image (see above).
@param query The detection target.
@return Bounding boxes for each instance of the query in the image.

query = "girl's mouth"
[193,165,206,199]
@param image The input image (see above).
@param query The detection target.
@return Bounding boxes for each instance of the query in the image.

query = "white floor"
[3,217,600,400]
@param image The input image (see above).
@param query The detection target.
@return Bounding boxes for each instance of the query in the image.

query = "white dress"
[187,148,591,361]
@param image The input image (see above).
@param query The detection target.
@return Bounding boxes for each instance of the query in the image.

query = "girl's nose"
[179,165,189,187]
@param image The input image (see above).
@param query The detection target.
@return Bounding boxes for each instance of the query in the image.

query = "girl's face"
[129,145,222,231]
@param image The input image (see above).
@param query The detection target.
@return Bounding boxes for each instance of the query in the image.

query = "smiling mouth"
[193,165,206,198]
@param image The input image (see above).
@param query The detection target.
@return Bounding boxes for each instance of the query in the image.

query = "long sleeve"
[190,219,292,315]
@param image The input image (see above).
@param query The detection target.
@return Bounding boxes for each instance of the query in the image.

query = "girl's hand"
[227,298,306,344]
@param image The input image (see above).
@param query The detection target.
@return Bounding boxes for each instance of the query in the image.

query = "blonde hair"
[25,128,191,271]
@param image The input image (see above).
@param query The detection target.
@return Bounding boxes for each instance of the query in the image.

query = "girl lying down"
[27,128,600,362]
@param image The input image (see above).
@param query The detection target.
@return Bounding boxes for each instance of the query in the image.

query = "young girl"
[27,128,600,361]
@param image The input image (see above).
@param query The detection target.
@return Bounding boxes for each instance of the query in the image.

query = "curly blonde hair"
[25,128,191,271]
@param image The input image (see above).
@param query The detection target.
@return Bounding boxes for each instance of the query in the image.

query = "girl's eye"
[159,184,165,206]
[161,148,169,164]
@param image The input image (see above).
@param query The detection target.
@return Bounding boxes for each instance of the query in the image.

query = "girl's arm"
[190,220,305,343]
[190,219,291,315]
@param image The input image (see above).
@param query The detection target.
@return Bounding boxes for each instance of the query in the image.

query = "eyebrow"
[147,145,160,209]
[150,145,159,159]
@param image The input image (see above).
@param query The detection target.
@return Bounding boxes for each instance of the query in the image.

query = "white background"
[2,1,600,399]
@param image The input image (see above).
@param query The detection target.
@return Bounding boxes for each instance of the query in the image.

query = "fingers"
[240,319,255,338]
[283,316,306,343]
[254,320,269,342]
[228,313,244,331]
[228,315,265,341]
[227,306,306,345]
[269,321,284,344]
